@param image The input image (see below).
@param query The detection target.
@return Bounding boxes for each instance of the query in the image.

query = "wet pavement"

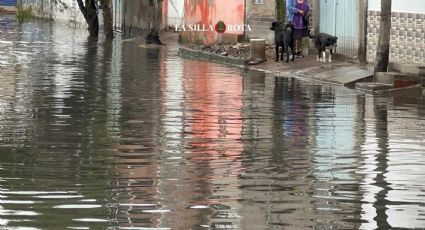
[1,14,425,230]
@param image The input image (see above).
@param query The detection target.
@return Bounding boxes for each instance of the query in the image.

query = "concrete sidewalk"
[159,32,375,88]
[249,55,373,88]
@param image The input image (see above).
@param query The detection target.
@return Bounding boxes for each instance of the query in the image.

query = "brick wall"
[245,0,315,46]
[367,11,425,64]
[245,0,276,44]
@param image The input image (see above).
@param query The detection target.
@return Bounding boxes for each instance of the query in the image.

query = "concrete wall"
[245,0,276,44]
[181,0,245,45]
[20,0,87,27]
[167,0,184,27]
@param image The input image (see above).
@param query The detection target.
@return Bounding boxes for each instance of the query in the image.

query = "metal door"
[320,0,357,57]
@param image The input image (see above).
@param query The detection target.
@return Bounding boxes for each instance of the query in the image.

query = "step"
[356,82,422,98]
[355,82,393,92]
[375,72,419,87]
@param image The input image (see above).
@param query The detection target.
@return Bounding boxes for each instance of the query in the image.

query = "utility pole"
[358,0,368,65]
[374,0,392,73]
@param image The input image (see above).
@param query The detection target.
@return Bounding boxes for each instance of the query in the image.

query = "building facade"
[245,0,276,44]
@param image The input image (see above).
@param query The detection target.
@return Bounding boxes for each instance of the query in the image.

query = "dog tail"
[308,30,315,39]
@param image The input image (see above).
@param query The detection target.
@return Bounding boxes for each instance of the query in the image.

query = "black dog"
[311,33,338,63]
[270,22,295,63]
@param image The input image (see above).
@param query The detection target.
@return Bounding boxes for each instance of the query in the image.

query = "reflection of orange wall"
[113,147,161,228]
[181,0,245,44]
[162,0,168,29]
[183,61,243,160]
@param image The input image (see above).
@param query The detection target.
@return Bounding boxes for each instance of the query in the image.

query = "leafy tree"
[277,0,286,22]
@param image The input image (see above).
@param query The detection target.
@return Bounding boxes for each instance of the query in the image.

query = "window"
[254,0,264,4]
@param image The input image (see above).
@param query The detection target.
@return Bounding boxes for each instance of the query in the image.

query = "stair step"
[355,82,393,92]
[375,72,419,88]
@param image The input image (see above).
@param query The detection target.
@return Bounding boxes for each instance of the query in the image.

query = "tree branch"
[76,0,87,18]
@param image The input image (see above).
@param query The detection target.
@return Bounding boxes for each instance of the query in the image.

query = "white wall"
[22,0,87,26]
[369,0,425,13]
[168,0,184,26]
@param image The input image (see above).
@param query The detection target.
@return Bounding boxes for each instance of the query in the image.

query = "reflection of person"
[293,0,310,58]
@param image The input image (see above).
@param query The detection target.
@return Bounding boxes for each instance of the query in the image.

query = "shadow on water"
[0,13,425,229]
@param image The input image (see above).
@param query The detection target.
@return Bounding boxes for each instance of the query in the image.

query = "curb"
[178,46,277,75]
[177,47,334,80]
[178,47,247,68]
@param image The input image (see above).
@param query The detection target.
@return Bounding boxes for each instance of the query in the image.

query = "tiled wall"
[367,11,425,64]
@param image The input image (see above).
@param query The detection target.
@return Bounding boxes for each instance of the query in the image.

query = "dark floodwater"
[1,15,425,230]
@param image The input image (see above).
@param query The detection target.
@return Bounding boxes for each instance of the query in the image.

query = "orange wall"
[181,0,245,44]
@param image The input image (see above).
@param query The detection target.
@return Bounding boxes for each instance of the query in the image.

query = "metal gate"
[320,0,357,57]
[112,0,122,32]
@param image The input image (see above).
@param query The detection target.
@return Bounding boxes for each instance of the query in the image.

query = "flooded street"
[1,15,425,229]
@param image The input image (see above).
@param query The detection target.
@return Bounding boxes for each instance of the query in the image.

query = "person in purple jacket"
[293,0,310,58]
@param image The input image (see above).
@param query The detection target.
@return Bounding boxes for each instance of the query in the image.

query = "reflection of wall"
[182,61,244,228]
[157,47,199,229]
[312,87,362,229]
[114,43,164,228]
[238,72,276,229]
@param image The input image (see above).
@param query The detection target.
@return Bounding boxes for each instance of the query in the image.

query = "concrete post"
[249,39,266,64]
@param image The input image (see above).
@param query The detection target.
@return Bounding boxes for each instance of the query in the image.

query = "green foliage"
[276,0,286,22]
[16,5,33,23]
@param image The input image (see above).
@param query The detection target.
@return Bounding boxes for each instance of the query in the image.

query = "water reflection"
[1,14,425,229]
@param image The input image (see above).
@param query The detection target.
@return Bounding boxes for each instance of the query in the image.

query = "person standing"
[286,0,297,23]
[293,0,310,58]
